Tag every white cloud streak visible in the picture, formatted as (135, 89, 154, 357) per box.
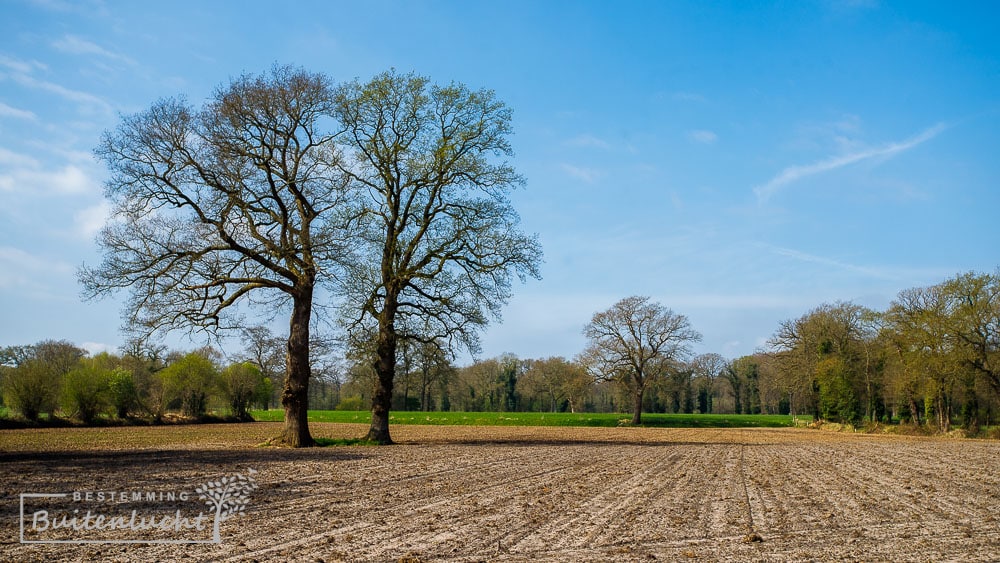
(52, 34, 136, 66)
(565, 133, 611, 150)
(754, 123, 947, 202)
(0, 101, 37, 120)
(0, 54, 46, 74)
(560, 163, 602, 184)
(9, 73, 113, 114)
(768, 245, 894, 279)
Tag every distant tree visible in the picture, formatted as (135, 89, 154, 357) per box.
(33, 340, 88, 375)
(61, 359, 112, 423)
(80, 66, 352, 446)
(159, 351, 219, 418)
(580, 296, 701, 425)
(938, 271, 1000, 397)
(413, 339, 452, 411)
(238, 326, 286, 409)
(335, 70, 542, 443)
(1, 340, 86, 421)
(520, 357, 591, 413)
(769, 302, 876, 424)
(107, 368, 139, 419)
(0, 345, 35, 367)
(307, 335, 346, 411)
(220, 362, 268, 420)
(2, 359, 61, 421)
(662, 364, 695, 414)
(691, 353, 727, 414)
(452, 358, 506, 412)
(119, 339, 170, 421)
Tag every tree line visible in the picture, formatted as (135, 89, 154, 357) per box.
(4, 269, 996, 435)
(339, 269, 999, 434)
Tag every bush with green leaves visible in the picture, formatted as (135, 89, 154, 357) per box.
(221, 362, 269, 420)
(62, 363, 111, 423)
(2, 359, 61, 421)
(158, 352, 218, 418)
(107, 368, 140, 419)
(336, 396, 365, 411)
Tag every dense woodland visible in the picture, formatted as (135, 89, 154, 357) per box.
(3, 269, 997, 434)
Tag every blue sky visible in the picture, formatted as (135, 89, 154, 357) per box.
(1, 0, 998, 362)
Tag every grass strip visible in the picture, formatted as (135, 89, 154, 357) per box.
(250, 410, 808, 428)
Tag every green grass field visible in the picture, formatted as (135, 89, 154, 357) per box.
(249, 409, 809, 428)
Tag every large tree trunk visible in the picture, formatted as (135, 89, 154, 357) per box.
(367, 298, 397, 445)
(631, 383, 645, 425)
(280, 288, 315, 447)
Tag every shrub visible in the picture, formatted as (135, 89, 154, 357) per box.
(221, 362, 268, 421)
(336, 396, 365, 411)
(2, 359, 60, 421)
(62, 364, 111, 423)
(108, 368, 140, 419)
(158, 352, 218, 418)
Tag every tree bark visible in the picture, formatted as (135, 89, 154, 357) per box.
(367, 298, 397, 444)
(631, 383, 645, 425)
(280, 288, 315, 447)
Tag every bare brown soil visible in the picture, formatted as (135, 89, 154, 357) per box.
(2, 423, 999, 562)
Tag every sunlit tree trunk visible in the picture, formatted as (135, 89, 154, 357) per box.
(281, 288, 315, 447)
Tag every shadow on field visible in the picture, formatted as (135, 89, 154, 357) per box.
(0, 447, 365, 468)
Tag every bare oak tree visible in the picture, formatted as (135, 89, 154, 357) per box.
(691, 352, 728, 414)
(580, 296, 701, 424)
(334, 70, 541, 444)
(79, 66, 349, 447)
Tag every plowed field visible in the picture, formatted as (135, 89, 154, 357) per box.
(2, 423, 999, 561)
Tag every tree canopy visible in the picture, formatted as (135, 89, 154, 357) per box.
(333, 70, 542, 443)
(80, 66, 351, 446)
(580, 296, 701, 424)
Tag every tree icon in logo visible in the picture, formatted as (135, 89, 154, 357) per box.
(195, 469, 259, 543)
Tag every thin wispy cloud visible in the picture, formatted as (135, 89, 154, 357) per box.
(0, 147, 40, 169)
(560, 163, 602, 183)
(52, 35, 136, 66)
(0, 101, 37, 120)
(688, 129, 718, 144)
(754, 123, 947, 202)
(768, 244, 894, 279)
(0, 54, 46, 74)
(565, 133, 611, 150)
(9, 73, 113, 114)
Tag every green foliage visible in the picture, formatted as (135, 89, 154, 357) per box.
(335, 396, 365, 411)
(158, 352, 218, 418)
(107, 368, 140, 419)
(2, 359, 61, 421)
(815, 357, 860, 424)
(221, 362, 267, 421)
(61, 363, 111, 423)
